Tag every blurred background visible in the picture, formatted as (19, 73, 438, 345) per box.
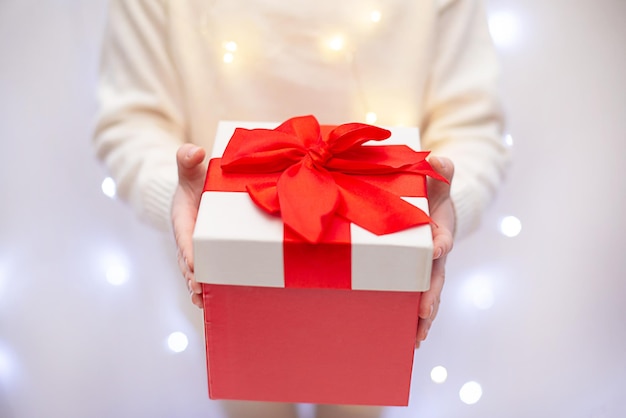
(1, 0, 625, 417)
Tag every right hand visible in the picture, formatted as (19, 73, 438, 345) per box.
(172, 143, 207, 308)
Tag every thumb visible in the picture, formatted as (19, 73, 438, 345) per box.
(427, 156, 456, 258)
(427, 156, 454, 206)
(177, 143, 207, 187)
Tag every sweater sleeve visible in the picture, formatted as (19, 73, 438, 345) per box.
(93, 0, 185, 232)
(421, 0, 511, 239)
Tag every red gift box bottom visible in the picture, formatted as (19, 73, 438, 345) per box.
(202, 284, 421, 406)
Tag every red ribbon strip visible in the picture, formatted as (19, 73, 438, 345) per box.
(217, 115, 446, 243)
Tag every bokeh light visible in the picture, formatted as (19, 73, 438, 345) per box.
(328, 35, 345, 51)
(500, 215, 522, 238)
(459, 381, 483, 404)
(0, 342, 17, 385)
(106, 263, 129, 286)
(0, 260, 6, 300)
(101, 177, 116, 199)
(462, 274, 496, 310)
(430, 366, 448, 384)
(223, 41, 237, 52)
(488, 11, 521, 48)
(223, 52, 234, 63)
(370, 10, 382, 23)
(366, 112, 378, 124)
(167, 332, 189, 353)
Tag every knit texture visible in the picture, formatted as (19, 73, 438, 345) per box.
(94, 0, 510, 238)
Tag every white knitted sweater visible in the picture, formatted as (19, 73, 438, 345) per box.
(94, 0, 510, 238)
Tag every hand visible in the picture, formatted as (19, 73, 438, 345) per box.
(172, 143, 207, 308)
(416, 156, 455, 349)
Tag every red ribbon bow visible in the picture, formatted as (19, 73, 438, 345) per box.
(220, 115, 446, 243)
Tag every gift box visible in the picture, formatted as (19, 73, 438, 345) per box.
(192, 116, 441, 406)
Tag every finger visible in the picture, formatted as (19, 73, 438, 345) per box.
(177, 247, 192, 277)
(427, 156, 454, 185)
(418, 256, 446, 320)
(186, 276, 202, 295)
(416, 316, 433, 346)
(176, 143, 207, 187)
(188, 277, 202, 294)
(427, 157, 454, 209)
(177, 247, 185, 274)
(432, 218, 454, 259)
(173, 197, 199, 274)
(427, 156, 455, 258)
(173, 145, 207, 274)
(191, 292, 204, 308)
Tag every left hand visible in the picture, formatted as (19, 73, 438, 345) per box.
(416, 156, 455, 349)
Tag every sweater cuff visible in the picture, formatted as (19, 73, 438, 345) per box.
(140, 165, 179, 233)
(449, 177, 483, 240)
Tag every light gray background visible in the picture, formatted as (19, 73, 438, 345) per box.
(1, 0, 624, 417)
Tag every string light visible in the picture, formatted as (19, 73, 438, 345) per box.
(328, 35, 345, 51)
(370, 10, 382, 23)
(223, 41, 238, 52)
(365, 112, 378, 124)
(222, 40, 237, 63)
